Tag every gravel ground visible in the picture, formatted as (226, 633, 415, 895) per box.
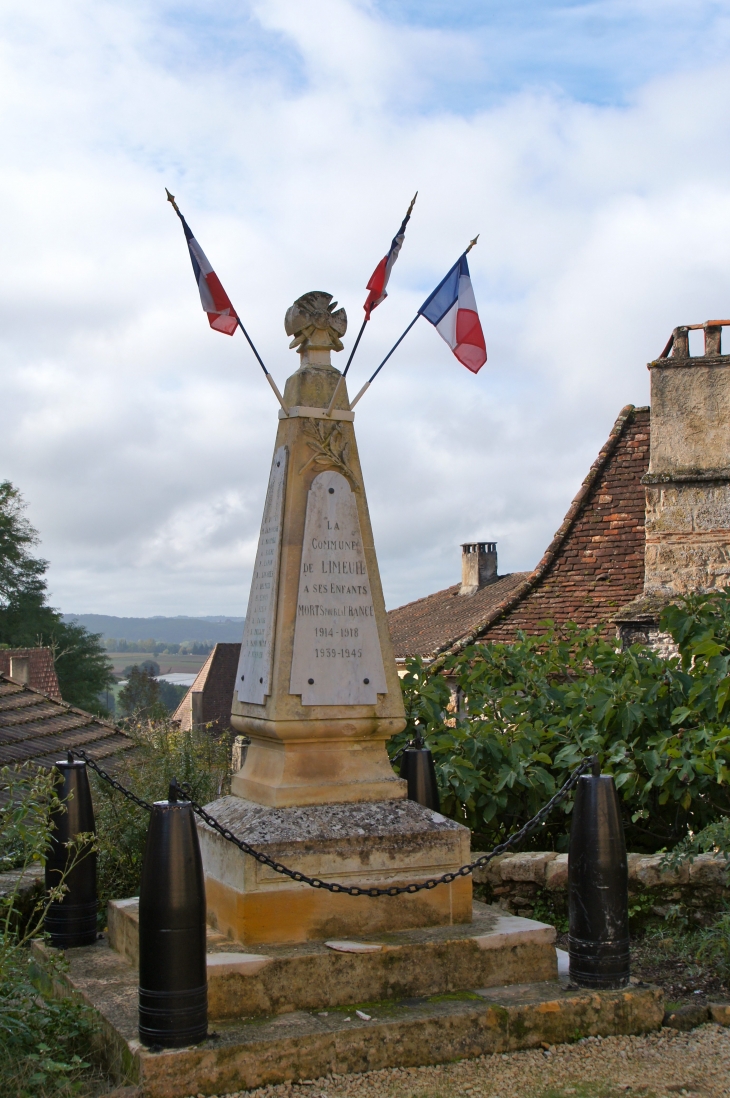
(202, 1024, 730, 1098)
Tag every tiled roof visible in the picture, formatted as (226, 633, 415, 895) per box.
(472, 405, 649, 653)
(173, 643, 241, 733)
(387, 404, 650, 666)
(0, 672, 133, 770)
(0, 648, 61, 700)
(387, 573, 529, 660)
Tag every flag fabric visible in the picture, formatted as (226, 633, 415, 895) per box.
(174, 210, 238, 335)
(363, 200, 414, 319)
(418, 253, 486, 373)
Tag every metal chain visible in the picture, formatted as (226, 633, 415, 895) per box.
(76, 750, 595, 897)
(77, 751, 155, 813)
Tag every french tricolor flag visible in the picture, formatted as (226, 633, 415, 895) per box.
(171, 200, 239, 336)
(418, 253, 486, 373)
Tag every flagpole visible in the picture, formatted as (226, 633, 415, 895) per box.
(349, 234, 480, 411)
(165, 188, 289, 416)
(235, 318, 289, 415)
(349, 314, 420, 410)
(325, 314, 369, 417)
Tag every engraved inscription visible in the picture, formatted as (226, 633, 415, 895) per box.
(236, 446, 288, 704)
(290, 470, 387, 705)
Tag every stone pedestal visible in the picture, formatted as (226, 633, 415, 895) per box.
(198, 796, 472, 945)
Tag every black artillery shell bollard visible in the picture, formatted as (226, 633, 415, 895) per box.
(138, 784, 207, 1048)
(44, 753, 98, 948)
(399, 742, 441, 812)
(568, 769, 630, 989)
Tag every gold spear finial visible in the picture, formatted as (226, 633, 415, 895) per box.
(465, 234, 479, 254)
(407, 191, 418, 216)
(165, 188, 180, 214)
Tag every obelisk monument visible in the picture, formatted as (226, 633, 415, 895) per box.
(199, 292, 472, 945)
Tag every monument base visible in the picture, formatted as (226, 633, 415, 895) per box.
(198, 796, 472, 945)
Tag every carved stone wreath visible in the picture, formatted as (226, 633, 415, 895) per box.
(300, 419, 359, 489)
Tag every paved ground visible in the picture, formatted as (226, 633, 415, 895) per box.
(207, 1024, 730, 1098)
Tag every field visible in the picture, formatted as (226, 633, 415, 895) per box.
(106, 651, 209, 678)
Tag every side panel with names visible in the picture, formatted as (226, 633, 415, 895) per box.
(236, 446, 288, 704)
(290, 469, 387, 705)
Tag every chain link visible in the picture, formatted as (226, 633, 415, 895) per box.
(77, 750, 595, 897)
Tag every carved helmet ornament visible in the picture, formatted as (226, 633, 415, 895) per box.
(284, 291, 348, 355)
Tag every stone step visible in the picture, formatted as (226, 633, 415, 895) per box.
(107, 899, 558, 1017)
(32, 937, 664, 1098)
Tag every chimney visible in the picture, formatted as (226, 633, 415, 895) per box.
(460, 542, 497, 596)
(9, 655, 30, 685)
(645, 319, 730, 598)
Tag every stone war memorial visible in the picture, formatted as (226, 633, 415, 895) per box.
(35, 291, 664, 1098)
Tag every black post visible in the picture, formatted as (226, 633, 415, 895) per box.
(45, 753, 98, 948)
(568, 761, 630, 988)
(138, 781, 208, 1048)
(399, 734, 441, 812)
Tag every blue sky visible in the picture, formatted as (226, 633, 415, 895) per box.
(1, 0, 730, 615)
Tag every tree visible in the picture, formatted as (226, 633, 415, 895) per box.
(117, 666, 166, 721)
(0, 481, 114, 714)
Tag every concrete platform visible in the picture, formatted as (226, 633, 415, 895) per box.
(32, 936, 664, 1098)
(108, 900, 559, 1017)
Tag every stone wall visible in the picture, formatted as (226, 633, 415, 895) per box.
(473, 851, 729, 928)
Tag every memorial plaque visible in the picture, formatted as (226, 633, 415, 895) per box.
(236, 446, 288, 705)
(290, 470, 387, 705)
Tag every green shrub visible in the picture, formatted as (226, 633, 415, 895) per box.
(391, 592, 730, 853)
(93, 718, 233, 916)
(0, 765, 101, 1097)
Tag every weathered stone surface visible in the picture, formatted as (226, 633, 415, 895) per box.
(32, 938, 664, 1098)
(472, 851, 729, 924)
(689, 853, 730, 887)
(107, 901, 557, 1018)
(236, 446, 288, 706)
(709, 1002, 730, 1025)
(644, 354, 730, 599)
(648, 356, 730, 478)
(663, 1003, 710, 1030)
(632, 854, 690, 888)
(545, 854, 569, 891)
(497, 852, 558, 884)
(198, 796, 472, 944)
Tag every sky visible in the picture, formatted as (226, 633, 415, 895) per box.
(2, 0, 730, 616)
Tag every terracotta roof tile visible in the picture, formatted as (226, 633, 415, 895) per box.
(387, 404, 650, 667)
(387, 572, 529, 660)
(0, 648, 61, 700)
(0, 674, 133, 771)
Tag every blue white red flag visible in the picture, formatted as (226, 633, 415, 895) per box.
(363, 194, 416, 320)
(418, 253, 486, 373)
(171, 203, 238, 335)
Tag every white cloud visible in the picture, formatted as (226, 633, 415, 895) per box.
(1, 0, 730, 614)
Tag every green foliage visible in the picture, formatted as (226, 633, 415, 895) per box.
(117, 665, 165, 721)
(0, 765, 101, 1097)
(393, 593, 730, 852)
(697, 907, 730, 982)
(0, 481, 47, 607)
(93, 719, 233, 915)
(0, 481, 113, 715)
(157, 679, 188, 713)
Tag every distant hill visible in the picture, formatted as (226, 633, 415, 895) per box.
(63, 614, 245, 645)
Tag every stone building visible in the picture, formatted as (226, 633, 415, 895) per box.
(172, 642, 242, 733)
(388, 319, 730, 662)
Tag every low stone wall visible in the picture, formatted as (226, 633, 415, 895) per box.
(472, 851, 729, 927)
